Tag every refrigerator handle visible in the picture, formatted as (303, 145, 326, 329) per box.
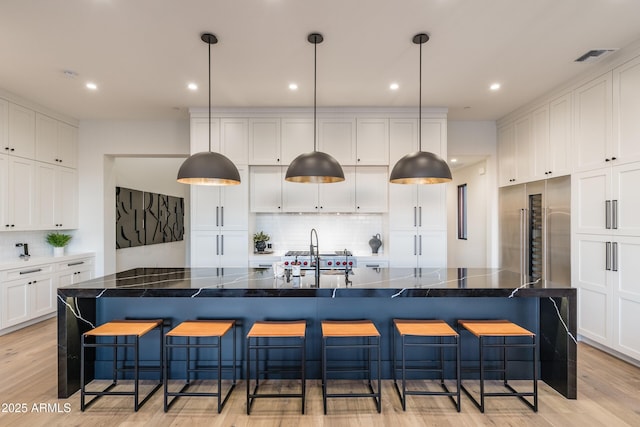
(413, 235, 417, 256)
(544, 206, 549, 282)
(419, 235, 422, 255)
(221, 234, 224, 255)
(605, 200, 611, 229)
(413, 207, 417, 227)
(612, 200, 618, 230)
(519, 209, 525, 276)
(419, 207, 422, 227)
(216, 235, 220, 256)
(216, 206, 219, 227)
(605, 241, 611, 271)
(221, 206, 224, 227)
(612, 242, 618, 272)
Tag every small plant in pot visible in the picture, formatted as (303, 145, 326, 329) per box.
(253, 231, 270, 253)
(46, 232, 72, 257)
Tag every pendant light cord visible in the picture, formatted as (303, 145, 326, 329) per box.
(313, 39, 317, 152)
(418, 39, 422, 152)
(208, 38, 212, 153)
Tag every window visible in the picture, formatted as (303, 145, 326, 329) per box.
(457, 184, 467, 240)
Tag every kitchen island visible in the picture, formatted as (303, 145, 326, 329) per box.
(57, 267, 576, 400)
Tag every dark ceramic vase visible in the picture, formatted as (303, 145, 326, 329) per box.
(369, 233, 382, 254)
(255, 241, 266, 252)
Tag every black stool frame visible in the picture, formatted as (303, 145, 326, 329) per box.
(322, 335, 382, 414)
(80, 321, 164, 412)
(461, 333, 538, 413)
(246, 332, 306, 414)
(163, 321, 237, 413)
(392, 328, 461, 411)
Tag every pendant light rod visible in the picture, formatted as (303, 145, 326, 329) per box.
(413, 33, 429, 152)
(309, 33, 323, 152)
(201, 33, 218, 153)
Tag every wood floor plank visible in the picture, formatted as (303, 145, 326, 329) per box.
(0, 318, 639, 426)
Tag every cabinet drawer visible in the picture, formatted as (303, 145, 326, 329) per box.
(5, 263, 54, 281)
(56, 257, 94, 273)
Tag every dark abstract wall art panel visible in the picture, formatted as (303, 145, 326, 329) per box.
(116, 187, 184, 249)
(116, 187, 144, 249)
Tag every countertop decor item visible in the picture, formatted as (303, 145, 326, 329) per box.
(177, 33, 240, 186)
(369, 233, 382, 254)
(389, 33, 452, 184)
(285, 33, 345, 184)
(46, 232, 72, 257)
(253, 231, 270, 253)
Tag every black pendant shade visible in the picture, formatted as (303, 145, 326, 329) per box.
(285, 33, 344, 184)
(177, 33, 241, 186)
(390, 33, 452, 185)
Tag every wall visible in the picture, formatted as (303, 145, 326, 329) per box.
(447, 121, 498, 267)
(114, 157, 188, 272)
(446, 159, 488, 267)
(75, 120, 189, 276)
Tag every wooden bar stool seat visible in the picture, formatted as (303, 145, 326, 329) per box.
(81, 319, 164, 411)
(458, 319, 538, 413)
(246, 320, 307, 415)
(321, 320, 381, 414)
(164, 320, 237, 413)
(392, 319, 461, 411)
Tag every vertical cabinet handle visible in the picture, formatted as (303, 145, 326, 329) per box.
(413, 235, 417, 256)
(605, 200, 611, 229)
(612, 200, 618, 230)
(612, 242, 618, 272)
(419, 235, 422, 255)
(221, 234, 224, 255)
(413, 207, 417, 227)
(216, 235, 220, 255)
(606, 241, 611, 271)
(221, 206, 224, 227)
(216, 207, 219, 227)
(419, 207, 422, 227)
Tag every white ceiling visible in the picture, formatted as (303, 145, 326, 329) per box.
(2, 0, 640, 121)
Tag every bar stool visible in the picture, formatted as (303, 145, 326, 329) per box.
(321, 319, 381, 414)
(81, 319, 163, 411)
(246, 320, 307, 415)
(392, 319, 461, 411)
(163, 320, 237, 413)
(458, 319, 538, 413)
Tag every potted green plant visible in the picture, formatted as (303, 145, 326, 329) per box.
(253, 231, 270, 253)
(46, 232, 72, 257)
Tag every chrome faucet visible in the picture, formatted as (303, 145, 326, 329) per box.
(310, 228, 320, 287)
(16, 243, 30, 260)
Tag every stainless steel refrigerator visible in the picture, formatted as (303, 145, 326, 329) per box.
(499, 176, 571, 285)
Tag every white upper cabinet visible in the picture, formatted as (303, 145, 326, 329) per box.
(318, 118, 357, 165)
(420, 119, 446, 156)
(250, 166, 282, 212)
(191, 166, 248, 230)
(389, 119, 418, 167)
(248, 118, 281, 165)
(35, 114, 78, 168)
(355, 166, 388, 213)
(356, 118, 389, 165)
(531, 105, 550, 181)
(0, 153, 7, 228)
(498, 123, 516, 186)
(190, 117, 220, 154)
(613, 55, 640, 165)
(7, 103, 35, 159)
(281, 118, 314, 164)
(0, 99, 9, 153)
(514, 115, 533, 183)
(548, 93, 572, 177)
(282, 180, 318, 213)
(574, 72, 613, 172)
(220, 118, 248, 164)
(318, 166, 356, 212)
(5, 157, 35, 230)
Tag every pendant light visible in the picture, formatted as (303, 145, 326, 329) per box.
(389, 33, 452, 184)
(177, 33, 241, 186)
(285, 33, 345, 184)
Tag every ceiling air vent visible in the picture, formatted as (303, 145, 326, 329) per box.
(574, 49, 618, 63)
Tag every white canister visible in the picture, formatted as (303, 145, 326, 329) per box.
(292, 264, 301, 277)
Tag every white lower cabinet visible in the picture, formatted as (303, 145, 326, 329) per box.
(388, 230, 447, 268)
(57, 257, 94, 286)
(191, 230, 249, 268)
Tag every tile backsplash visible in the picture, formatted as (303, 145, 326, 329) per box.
(253, 213, 386, 255)
(0, 231, 68, 262)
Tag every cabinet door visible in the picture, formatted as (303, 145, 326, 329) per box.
(612, 162, 640, 237)
(219, 166, 248, 231)
(548, 93, 572, 177)
(388, 230, 418, 268)
(191, 231, 219, 267)
(318, 167, 355, 212)
(8, 103, 35, 159)
(531, 106, 550, 181)
(613, 236, 640, 360)
(35, 113, 58, 165)
(514, 115, 532, 183)
(0, 99, 7, 151)
(0, 154, 7, 229)
(421, 119, 445, 156)
(389, 119, 418, 167)
(57, 166, 78, 229)
(281, 118, 314, 164)
(573, 234, 612, 346)
(35, 161, 57, 228)
(613, 55, 640, 166)
(7, 157, 35, 230)
(1, 279, 29, 328)
(250, 166, 282, 212)
(190, 117, 220, 154)
(418, 185, 446, 230)
(355, 166, 388, 213)
(498, 124, 516, 186)
(573, 167, 610, 235)
(57, 122, 78, 168)
(249, 118, 280, 165)
(574, 73, 613, 172)
(282, 180, 318, 212)
(219, 231, 249, 267)
(30, 275, 55, 318)
(318, 118, 357, 165)
(417, 231, 447, 268)
(191, 185, 220, 229)
(220, 118, 248, 164)
(356, 118, 388, 165)
(389, 184, 418, 231)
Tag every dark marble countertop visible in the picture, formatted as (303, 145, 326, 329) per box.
(57, 267, 575, 298)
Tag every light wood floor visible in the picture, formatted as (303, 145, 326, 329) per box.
(1, 318, 639, 426)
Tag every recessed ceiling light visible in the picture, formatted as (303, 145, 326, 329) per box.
(187, 83, 198, 91)
(490, 83, 501, 91)
(389, 82, 399, 91)
(86, 82, 97, 90)
(451, 158, 458, 163)
(289, 83, 298, 90)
